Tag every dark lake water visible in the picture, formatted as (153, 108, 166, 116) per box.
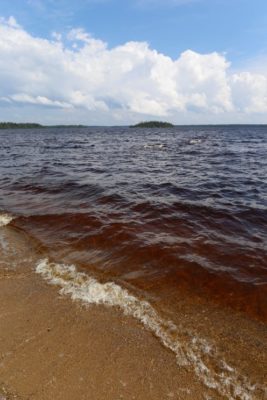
(1, 125, 267, 321)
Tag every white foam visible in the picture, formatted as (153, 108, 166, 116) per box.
(36, 258, 263, 400)
(144, 143, 166, 149)
(0, 213, 13, 227)
(189, 139, 202, 144)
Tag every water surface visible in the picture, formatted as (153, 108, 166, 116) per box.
(1, 125, 266, 321)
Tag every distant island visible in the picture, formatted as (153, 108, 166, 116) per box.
(0, 121, 175, 129)
(0, 122, 87, 129)
(131, 121, 174, 128)
(0, 122, 43, 129)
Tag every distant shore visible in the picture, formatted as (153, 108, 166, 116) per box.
(0, 122, 87, 129)
(1, 122, 267, 129)
(130, 121, 174, 128)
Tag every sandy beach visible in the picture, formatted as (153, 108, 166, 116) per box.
(0, 255, 207, 400)
(0, 224, 266, 400)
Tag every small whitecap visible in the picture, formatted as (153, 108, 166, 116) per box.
(189, 139, 202, 144)
(0, 213, 14, 227)
(144, 143, 166, 149)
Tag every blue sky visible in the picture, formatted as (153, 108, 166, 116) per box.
(0, 0, 267, 124)
(1, 0, 267, 66)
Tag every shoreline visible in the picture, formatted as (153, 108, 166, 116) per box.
(0, 264, 207, 400)
(0, 224, 266, 399)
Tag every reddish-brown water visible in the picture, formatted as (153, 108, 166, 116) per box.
(1, 125, 267, 321)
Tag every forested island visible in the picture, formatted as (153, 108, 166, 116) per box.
(0, 122, 87, 129)
(0, 122, 43, 129)
(0, 121, 175, 129)
(131, 121, 174, 128)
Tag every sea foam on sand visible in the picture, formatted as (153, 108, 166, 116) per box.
(36, 258, 262, 400)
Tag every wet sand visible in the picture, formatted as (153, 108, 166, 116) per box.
(0, 266, 210, 400)
(0, 225, 266, 400)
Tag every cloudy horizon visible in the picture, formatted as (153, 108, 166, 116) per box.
(1, 6, 267, 125)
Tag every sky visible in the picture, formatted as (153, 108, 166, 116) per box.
(0, 0, 267, 125)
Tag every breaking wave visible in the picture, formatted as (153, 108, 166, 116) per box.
(36, 258, 263, 400)
(0, 213, 14, 227)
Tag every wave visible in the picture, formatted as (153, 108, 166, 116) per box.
(36, 258, 263, 400)
(0, 213, 14, 227)
(143, 143, 166, 149)
(189, 139, 202, 144)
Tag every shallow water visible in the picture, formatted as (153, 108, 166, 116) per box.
(0, 125, 267, 321)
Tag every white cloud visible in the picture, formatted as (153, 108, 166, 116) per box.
(231, 72, 267, 114)
(10, 93, 73, 108)
(51, 31, 62, 42)
(0, 16, 267, 124)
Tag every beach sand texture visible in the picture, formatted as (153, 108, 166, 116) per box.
(0, 223, 266, 399)
(0, 225, 210, 400)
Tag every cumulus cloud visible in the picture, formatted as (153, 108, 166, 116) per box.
(10, 93, 73, 108)
(0, 16, 267, 124)
(230, 72, 267, 114)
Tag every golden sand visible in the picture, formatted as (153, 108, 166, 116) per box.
(0, 225, 266, 399)
(0, 268, 210, 400)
